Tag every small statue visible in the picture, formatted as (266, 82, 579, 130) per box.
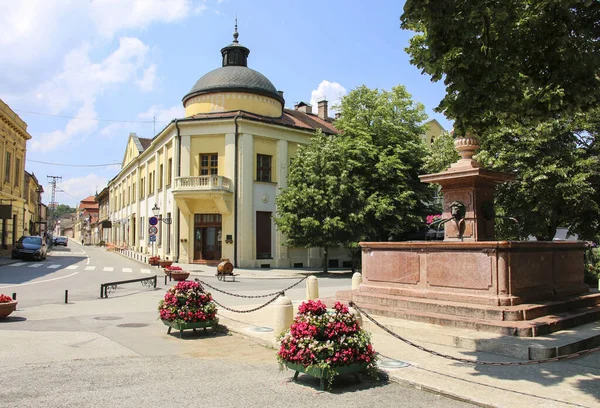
(449, 201, 466, 222)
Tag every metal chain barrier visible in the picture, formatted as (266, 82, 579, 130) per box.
(212, 292, 283, 313)
(350, 302, 600, 366)
(195, 276, 307, 299)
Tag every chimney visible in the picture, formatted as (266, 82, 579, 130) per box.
(317, 100, 328, 120)
(295, 102, 312, 114)
(278, 90, 284, 99)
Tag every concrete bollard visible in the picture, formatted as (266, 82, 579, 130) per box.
(273, 295, 294, 338)
(306, 275, 319, 300)
(351, 272, 363, 290)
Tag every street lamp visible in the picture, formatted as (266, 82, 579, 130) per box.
(151, 204, 172, 224)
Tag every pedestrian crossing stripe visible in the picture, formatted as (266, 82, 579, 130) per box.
(140, 269, 151, 274)
(122, 268, 132, 273)
(48, 264, 61, 269)
(103, 267, 114, 272)
(66, 265, 78, 270)
(7, 262, 165, 275)
(30, 264, 43, 268)
(84, 266, 96, 271)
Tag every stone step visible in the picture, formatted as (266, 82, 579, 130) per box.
(353, 301, 600, 337)
(356, 311, 600, 360)
(350, 290, 600, 322)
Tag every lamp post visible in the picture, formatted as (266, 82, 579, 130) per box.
(152, 204, 172, 258)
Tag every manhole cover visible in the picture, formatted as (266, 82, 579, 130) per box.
(117, 323, 149, 328)
(248, 326, 273, 333)
(379, 360, 410, 369)
(94, 316, 123, 321)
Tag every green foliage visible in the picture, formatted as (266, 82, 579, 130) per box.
(53, 204, 76, 218)
(477, 114, 599, 241)
(274, 85, 432, 258)
(584, 245, 600, 285)
(422, 130, 460, 174)
(401, 0, 600, 136)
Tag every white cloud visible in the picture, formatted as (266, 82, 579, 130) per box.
(46, 174, 109, 207)
(136, 64, 157, 92)
(137, 105, 185, 123)
(310, 80, 347, 114)
(90, 0, 194, 38)
(30, 103, 98, 152)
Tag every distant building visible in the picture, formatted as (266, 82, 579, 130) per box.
(75, 196, 99, 245)
(0, 99, 31, 254)
(23, 171, 45, 236)
(96, 187, 110, 244)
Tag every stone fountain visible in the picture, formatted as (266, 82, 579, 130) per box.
(338, 135, 600, 337)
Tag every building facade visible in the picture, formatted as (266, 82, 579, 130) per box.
(75, 196, 99, 245)
(108, 28, 340, 267)
(0, 99, 31, 254)
(96, 187, 111, 244)
(23, 171, 45, 236)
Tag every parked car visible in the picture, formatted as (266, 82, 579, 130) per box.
(12, 236, 47, 261)
(54, 236, 68, 246)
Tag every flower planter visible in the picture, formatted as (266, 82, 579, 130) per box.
(159, 260, 173, 268)
(0, 300, 18, 319)
(170, 271, 190, 281)
(149, 258, 160, 266)
(162, 318, 219, 338)
(285, 361, 369, 391)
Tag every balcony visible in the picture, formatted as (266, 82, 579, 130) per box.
(172, 176, 233, 215)
(174, 176, 233, 193)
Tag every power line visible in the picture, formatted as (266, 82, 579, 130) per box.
(13, 108, 171, 124)
(28, 159, 120, 167)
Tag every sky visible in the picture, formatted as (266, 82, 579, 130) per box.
(0, 0, 452, 208)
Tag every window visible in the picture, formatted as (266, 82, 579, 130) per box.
(4, 152, 11, 184)
(14, 158, 20, 187)
(166, 212, 171, 254)
(256, 154, 272, 182)
(200, 154, 218, 176)
(159, 164, 164, 190)
(149, 172, 154, 195)
(127, 186, 130, 205)
(140, 177, 145, 198)
(140, 217, 144, 239)
(256, 211, 272, 259)
(167, 158, 173, 186)
(132, 182, 136, 203)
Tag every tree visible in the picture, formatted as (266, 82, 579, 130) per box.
(422, 130, 460, 174)
(274, 131, 368, 272)
(334, 85, 432, 242)
(401, 0, 600, 137)
(275, 85, 432, 272)
(476, 114, 600, 241)
(53, 204, 76, 219)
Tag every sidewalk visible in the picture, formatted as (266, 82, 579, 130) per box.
(2, 246, 599, 407)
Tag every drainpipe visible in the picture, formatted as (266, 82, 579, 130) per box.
(175, 119, 181, 263)
(233, 113, 241, 267)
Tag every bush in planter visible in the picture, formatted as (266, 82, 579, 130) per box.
(148, 256, 161, 265)
(0, 294, 17, 319)
(158, 281, 217, 325)
(277, 299, 377, 390)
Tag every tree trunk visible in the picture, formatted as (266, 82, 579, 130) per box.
(323, 246, 329, 274)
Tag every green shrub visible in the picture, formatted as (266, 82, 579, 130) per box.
(584, 244, 599, 286)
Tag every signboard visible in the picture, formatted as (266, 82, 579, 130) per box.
(149, 235, 156, 242)
(149, 216, 158, 226)
(148, 226, 158, 235)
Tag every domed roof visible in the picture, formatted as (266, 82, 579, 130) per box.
(182, 22, 283, 106)
(183, 65, 281, 104)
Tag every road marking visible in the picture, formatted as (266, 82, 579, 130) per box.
(0, 272, 79, 289)
(66, 265, 79, 270)
(103, 267, 114, 272)
(84, 266, 96, 271)
(29, 264, 43, 268)
(48, 264, 61, 269)
(10, 262, 26, 267)
(122, 268, 133, 273)
(140, 269, 151, 274)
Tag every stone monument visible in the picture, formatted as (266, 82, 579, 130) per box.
(338, 135, 600, 337)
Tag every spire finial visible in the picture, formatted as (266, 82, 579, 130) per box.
(233, 16, 239, 43)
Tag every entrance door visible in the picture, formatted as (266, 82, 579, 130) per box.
(193, 214, 222, 262)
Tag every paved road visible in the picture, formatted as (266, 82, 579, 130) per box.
(0, 246, 478, 407)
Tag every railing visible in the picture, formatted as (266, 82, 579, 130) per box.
(174, 176, 233, 192)
(100, 275, 157, 298)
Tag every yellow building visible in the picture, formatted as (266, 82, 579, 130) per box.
(0, 99, 30, 254)
(23, 171, 45, 236)
(109, 27, 339, 267)
(108, 26, 448, 268)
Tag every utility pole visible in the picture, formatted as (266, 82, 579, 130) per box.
(47, 175, 62, 236)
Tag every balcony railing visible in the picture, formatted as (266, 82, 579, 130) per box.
(174, 176, 233, 193)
